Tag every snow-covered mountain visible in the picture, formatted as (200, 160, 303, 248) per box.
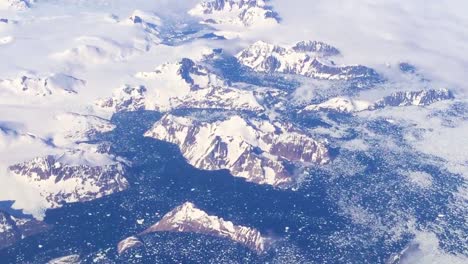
(144, 114, 329, 186)
(291, 40, 340, 56)
(0, 211, 49, 249)
(8, 154, 128, 209)
(53, 35, 144, 65)
(237, 41, 380, 82)
(141, 202, 268, 252)
(52, 113, 115, 147)
(5, 113, 128, 210)
(0, 73, 85, 97)
(97, 58, 264, 113)
(122, 10, 162, 48)
(189, 0, 279, 27)
(370, 88, 454, 109)
(301, 89, 454, 114)
(302, 97, 372, 113)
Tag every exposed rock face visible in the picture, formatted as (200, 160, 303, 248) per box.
(302, 89, 454, 114)
(0, 211, 49, 249)
(141, 202, 268, 252)
(47, 254, 82, 264)
(0, 73, 85, 97)
(291, 40, 340, 56)
(97, 58, 263, 113)
(189, 0, 279, 27)
(237, 41, 380, 83)
(96, 85, 147, 112)
(370, 89, 454, 109)
(4, 112, 128, 211)
(8, 155, 129, 209)
(117, 236, 143, 255)
(144, 114, 329, 186)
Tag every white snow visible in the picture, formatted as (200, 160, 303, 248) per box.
(98, 59, 264, 113)
(142, 202, 268, 252)
(189, 0, 278, 27)
(302, 97, 371, 113)
(145, 114, 329, 186)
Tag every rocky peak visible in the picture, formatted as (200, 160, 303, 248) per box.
(301, 88, 454, 114)
(8, 154, 129, 209)
(370, 88, 454, 109)
(189, 0, 279, 27)
(126, 10, 162, 43)
(237, 41, 380, 83)
(97, 59, 263, 112)
(144, 114, 329, 186)
(140, 202, 268, 252)
(96, 85, 147, 112)
(292, 40, 340, 56)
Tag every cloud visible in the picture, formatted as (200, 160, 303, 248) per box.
(262, 0, 468, 95)
(400, 231, 467, 264)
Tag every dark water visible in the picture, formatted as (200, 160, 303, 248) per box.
(0, 110, 464, 263)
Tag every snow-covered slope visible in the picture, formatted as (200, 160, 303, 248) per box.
(144, 114, 329, 186)
(52, 113, 115, 147)
(370, 88, 454, 109)
(302, 97, 372, 113)
(8, 154, 128, 209)
(53, 36, 140, 65)
(97, 58, 263, 113)
(141, 202, 268, 252)
(302, 89, 454, 114)
(4, 113, 128, 210)
(189, 0, 279, 27)
(0, 73, 85, 97)
(0, 211, 49, 249)
(237, 41, 380, 82)
(120, 10, 162, 49)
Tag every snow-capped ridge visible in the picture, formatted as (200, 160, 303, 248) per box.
(140, 202, 268, 252)
(144, 114, 329, 186)
(189, 0, 279, 27)
(302, 97, 372, 113)
(237, 41, 380, 83)
(370, 88, 454, 109)
(301, 88, 454, 114)
(8, 153, 129, 209)
(0, 73, 85, 97)
(98, 58, 263, 112)
(124, 10, 162, 45)
(292, 40, 340, 56)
